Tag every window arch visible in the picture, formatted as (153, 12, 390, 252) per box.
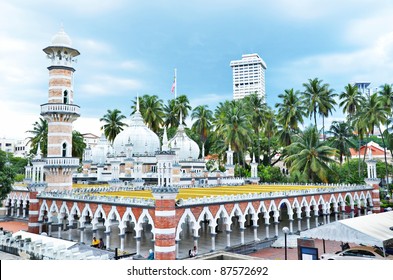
(62, 142, 67, 157)
(63, 90, 68, 104)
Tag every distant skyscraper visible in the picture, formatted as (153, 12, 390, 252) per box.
(354, 81, 371, 97)
(230, 53, 267, 101)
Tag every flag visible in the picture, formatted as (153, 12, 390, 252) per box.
(171, 76, 176, 93)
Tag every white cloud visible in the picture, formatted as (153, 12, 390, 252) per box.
(76, 38, 112, 54)
(79, 75, 143, 97)
(74, 117, 102, 135)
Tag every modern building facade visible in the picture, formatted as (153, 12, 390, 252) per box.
(230, 53, 267, 101)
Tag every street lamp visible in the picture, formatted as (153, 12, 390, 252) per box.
(282, 226, 289, 260)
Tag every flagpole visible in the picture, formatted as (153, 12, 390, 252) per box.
(174, 68, 177, 99)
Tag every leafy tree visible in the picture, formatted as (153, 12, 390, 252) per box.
(191, 105, 213, 158)
(131, 94, 164, 134)
(26, 117, 48, 156)
(285, 126, 337, 183)
(0, 151, 16, 206)
(302, 78, 329, 130)
(100, 109, 128, 144)
(72, 131, 87, 160)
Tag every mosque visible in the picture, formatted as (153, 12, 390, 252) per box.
(76, 101, 239, 187)
(1, 28, 381, 260)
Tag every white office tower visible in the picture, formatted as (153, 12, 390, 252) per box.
(230, 53, 267, 101)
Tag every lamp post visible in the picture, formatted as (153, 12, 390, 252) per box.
(282, 226, 289, 260)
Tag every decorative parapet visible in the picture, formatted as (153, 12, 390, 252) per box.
(45, 157, 80, 167)
(41, 103, 80, 116)
(176, 183, 373, 207)
(38, 185, 155, 207)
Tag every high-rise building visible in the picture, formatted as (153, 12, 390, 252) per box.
(230, 53, 267, 101)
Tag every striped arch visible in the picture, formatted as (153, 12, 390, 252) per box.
(105, 206, 121, 230)
(256, 201, 269, 220)
(92, 205, 107, 230)
(80, 204, 93, 227)
(38, 200, 49, 220)
(59, 202, 70, 222)
(136, 209, 155, 237)
(196, 206, 215, 232)
(22, 193, 30, 207)
(336, 194, 346, 210)
(277, 198, 294, 216)
(215, 205, 231, 231)
(344, 192, 354, 208)
(119, 207, 138, 235)
(48, 201, 59, 223)
(175, 208, 198, 240)
(229, 203, 245, 224)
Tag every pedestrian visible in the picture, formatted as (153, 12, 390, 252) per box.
(91, 237, 100, 248)
(147, 249, 154, 260)
(98, 238, 105, 249)
(189, 245, 198, 257)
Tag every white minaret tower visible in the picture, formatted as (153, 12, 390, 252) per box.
(41, 27, 80, 191)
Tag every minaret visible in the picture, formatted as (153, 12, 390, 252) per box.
(41, 27, 81, 191)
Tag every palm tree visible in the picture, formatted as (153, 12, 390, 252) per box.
(131, 94, 164, 134)
(164, 99, 179, 128)
(213, 100, 252, 166)
(191, 105, 213, 158)
(379, 83, 393, 114)
(244, 93, 267, 163)
(327, 121, 356, 166)
(284, 126, 337, 183)
(99, 109, 128, 144)
(339, 84, 364, 118)
(302, 78, 329, 130)
(276, 88, 306, 131)
(174, 95, 192, 122)
(318, 85, 337, 140)
(275, 88, 306, 147)
(357, 93, 389, 183)
(26, 117, 48, 157)
(339, 83, 365, 176)
(72, 130, 87, 160)
(263, 107, 277, 165)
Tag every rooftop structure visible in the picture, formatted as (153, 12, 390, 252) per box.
(230, 53, 267, 101)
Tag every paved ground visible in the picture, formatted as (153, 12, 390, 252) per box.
(0, 219, 356, 260)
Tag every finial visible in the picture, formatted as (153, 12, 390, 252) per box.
(136, 93, 140, 112)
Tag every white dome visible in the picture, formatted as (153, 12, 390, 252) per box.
(91, 134, 111, 163)
(51, 27, 72, 47)
(168, 124, 200, 160)
(113, 110, 160, 156)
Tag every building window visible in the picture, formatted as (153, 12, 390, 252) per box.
(62, 142, 67, 157)
(63, 90, 68, 104)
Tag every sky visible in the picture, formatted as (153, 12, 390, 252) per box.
(1, 0, 393, 140)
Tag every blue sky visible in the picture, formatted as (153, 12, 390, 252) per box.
(1, 0, 393, 140)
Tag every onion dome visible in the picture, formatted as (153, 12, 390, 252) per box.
(168, 113, 200, 160)
(51, 27, 72, 48)
(113, 97, 160, 156)
(91, 134, 111, 164)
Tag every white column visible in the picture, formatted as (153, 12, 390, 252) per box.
(79, 228, 84, 243)
(120, 234, 125, 251)
(210, 233, 216, 252)
(226, 231, 231, 247)
(136, 237, 141, 256)
(105, 232, 110, 250)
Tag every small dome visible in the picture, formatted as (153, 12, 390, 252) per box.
(91, 134, 111, 164)
(51, 27, 72, 47)
(168, 123, 200, 160)
(113, 110, 160, 156)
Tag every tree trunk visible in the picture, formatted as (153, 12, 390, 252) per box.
(379, 126, 389, 185)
